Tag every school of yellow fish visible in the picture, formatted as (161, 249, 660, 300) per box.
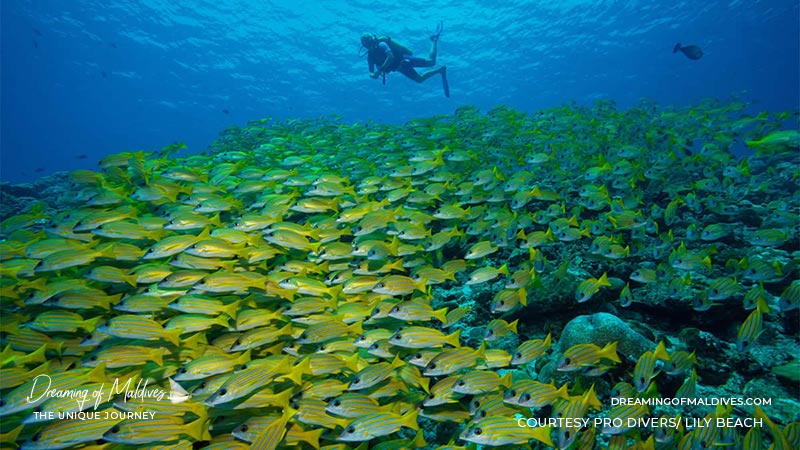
(0, 100, 798, 449)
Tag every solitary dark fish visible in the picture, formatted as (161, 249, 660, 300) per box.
(673, 42, 703, 60)
(222, 109, 230, 115)
(101, 71, 108, 78)
(76, 154, 89, 160)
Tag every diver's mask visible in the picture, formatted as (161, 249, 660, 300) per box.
(359, 33, 377, 56)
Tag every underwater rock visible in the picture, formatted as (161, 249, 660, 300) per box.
(556, 312, 654, 360)
(743, 377, 800, 423)
(679, 327, 728, 358)
(0, 190, 37, 221)
(679, 327, 742, 386)
(0, 182, 37, 198)
(0, 172, 75, 222)
(537, 312, 653, 385)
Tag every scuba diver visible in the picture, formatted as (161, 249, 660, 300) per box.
(360, 22, 449, 97)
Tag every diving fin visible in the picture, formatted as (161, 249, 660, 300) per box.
(441, 66, 450, 98)
(431, 21, 443, 42)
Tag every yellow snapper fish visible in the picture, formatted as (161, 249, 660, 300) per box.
(173, 349, 252, 381)
(19, 409, 124, 449)
(483, 318, 519, 341)
(0, 364, 106, 416)
(96, 314, 181, 346)
(372, 275, 428, 296)
(490, 287, 527, 313)
(745, 129, 800, 152)
(325, 392, 383, 418)
(387, 299, 448, 323)
(451, 370, 513, 395)
(464, 240, 499, 259)
(337, 410, 419, 441)
(662, 349, 697, 376)
(23, 238, 93, 260)
(23, 310, 103, 334)
(204, 356, 294, 406)
(513, 381, 569, 409)
(102, 416, 210, 445)
(389, 326, 461, 349)
(143, 227, 211, 259)
(460, 416, 554, 447)
(632, 341, 671, 392)
(83, 345, 169, 369)
(33, 245, 115, 272)
(423, 343, 486, 377)
(465, 263, 509, 285)
(423, 376, 463, 407)
(737, 305, 765, 352)
(556, 341, 620, 372)
(511, 333, 553, 365)
(575, 272, 612, 303)
(348, 355, 404, 391)
(0, 360, 51, 390)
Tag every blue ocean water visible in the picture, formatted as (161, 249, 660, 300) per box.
(1, 0, 798, 184)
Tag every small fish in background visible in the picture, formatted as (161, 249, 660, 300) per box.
(101, 71, 108, 78)
(32, 27, 42, 49)
(222, 109, 230, 114)
(76, 154, 89, 160)
(673, 42, 703, 60)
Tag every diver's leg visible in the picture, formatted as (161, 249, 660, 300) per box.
(398, 65, 424, 83)
(402, 64, 449, 96)
(405, 43, 438, 68)
(419, 66, 444, 82)
(408, 56, 434, 69)
(423, 21, 443, 66)
(428, 39, 438, 65)
(441, 65, 449, 97)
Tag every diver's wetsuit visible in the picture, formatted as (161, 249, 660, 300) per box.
(368, 42, 431, 77)
(365, 34, 448, 97)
